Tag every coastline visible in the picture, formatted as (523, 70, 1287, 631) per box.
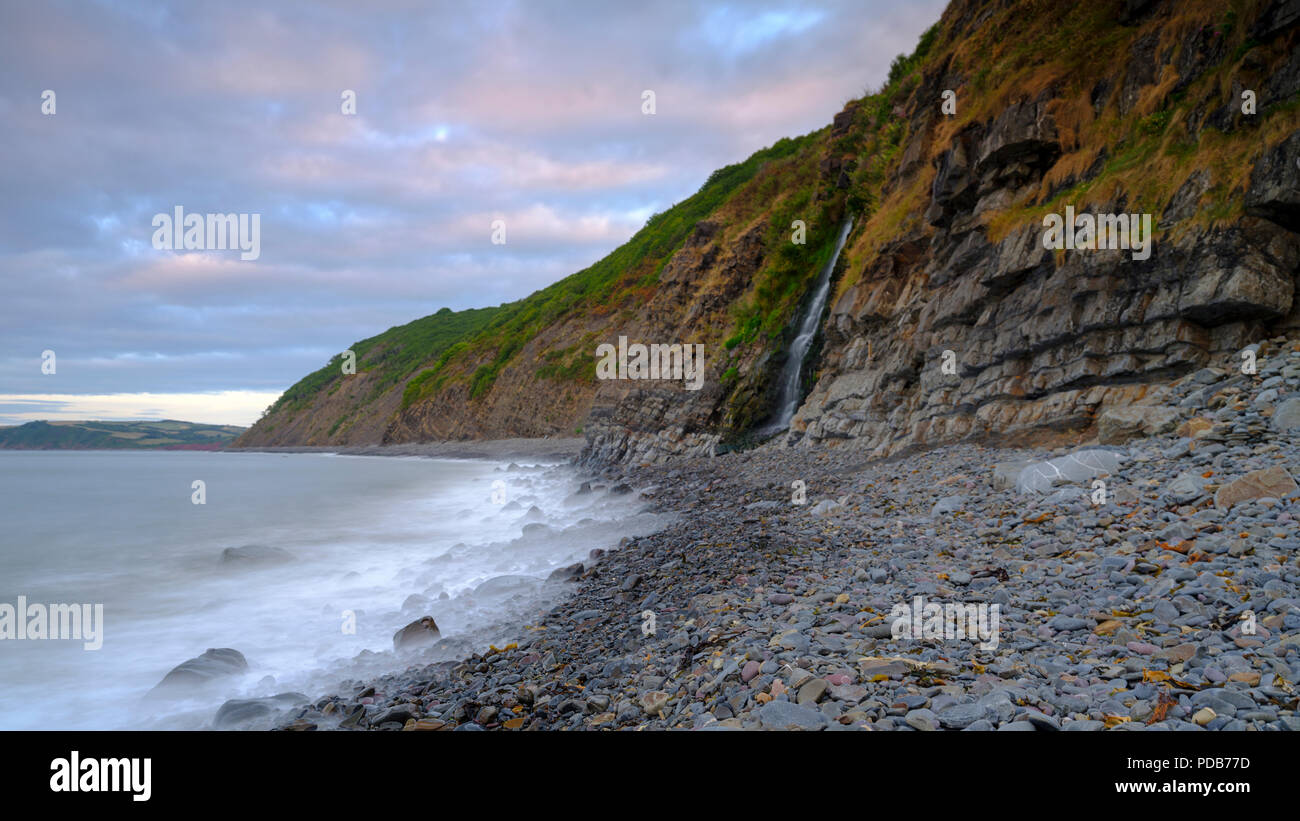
(227, 437, 585, 463)
(260, 351, 1300, 731)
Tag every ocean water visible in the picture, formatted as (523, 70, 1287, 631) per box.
(0, 450, 666, 730)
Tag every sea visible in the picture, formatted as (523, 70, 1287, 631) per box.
(0, 450, 667, 729)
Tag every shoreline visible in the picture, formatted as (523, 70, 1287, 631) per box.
(227, 437, 586, 463)
(253, 351, 1300, 732)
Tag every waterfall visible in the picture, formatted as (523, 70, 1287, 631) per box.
(758, 217, 853, 436)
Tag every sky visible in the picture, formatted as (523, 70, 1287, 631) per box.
(0, 0, 946, 426)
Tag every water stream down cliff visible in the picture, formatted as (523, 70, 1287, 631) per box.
(759, 217, 854, 436)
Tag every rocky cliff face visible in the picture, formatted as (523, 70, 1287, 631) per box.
(242, 0, 1300, 468)
(586, 0, 1300, 464)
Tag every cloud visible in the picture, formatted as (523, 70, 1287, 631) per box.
(452, 202, 645, 247)
(0, 0, 947, 407)
(0, 392, 280, 427)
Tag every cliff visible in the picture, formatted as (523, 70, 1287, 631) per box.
(239, 0, 1300, 466)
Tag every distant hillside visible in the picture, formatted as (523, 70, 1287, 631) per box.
(0, 420, 247, 450)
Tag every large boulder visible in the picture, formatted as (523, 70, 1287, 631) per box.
(1016, 449, 1124, 494)
(150, 648, 248, 694)
(213, 693, 309, 729)
(1097, 406, 1179, 444)
(546, 562, 585, 584)
(393, 616, 441, 652)
(1215, 466, 1299, 510)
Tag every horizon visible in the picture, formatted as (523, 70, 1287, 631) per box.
(0, 417, 246, 428)
(0, 0, 944, 426)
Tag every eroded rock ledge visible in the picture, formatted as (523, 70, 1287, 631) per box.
(584, 0, 1300, 467)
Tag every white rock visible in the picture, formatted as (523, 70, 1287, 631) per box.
(1016, 449, 1124, 494)
(809, 499, 844, 516)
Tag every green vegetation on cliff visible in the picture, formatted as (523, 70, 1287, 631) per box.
(243, 0, 1300, 450)
(253, 127, 830, 441)
(400, 131, 821, 408)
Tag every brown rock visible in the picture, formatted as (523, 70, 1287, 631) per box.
(405, 718, 446, 731)
(392, 616, 441, 651)
(641, 691, 670, 715)
(1094, 619, 1123, 636)
(1214, 466, 1298, 510)
(797, 679, 828, 705)
(1177, 416, 1214, 438)
(1155, 643, 1196, 663)
(1097, 406, 1179, 444)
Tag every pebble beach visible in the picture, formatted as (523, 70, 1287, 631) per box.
(268, 339, 1300, 731)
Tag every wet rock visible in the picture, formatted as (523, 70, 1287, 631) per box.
(213, 693, 309, 729)
(547, 562, 585, 583)
(151, 648, 249, 694)
(393, 617, 441, 651)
